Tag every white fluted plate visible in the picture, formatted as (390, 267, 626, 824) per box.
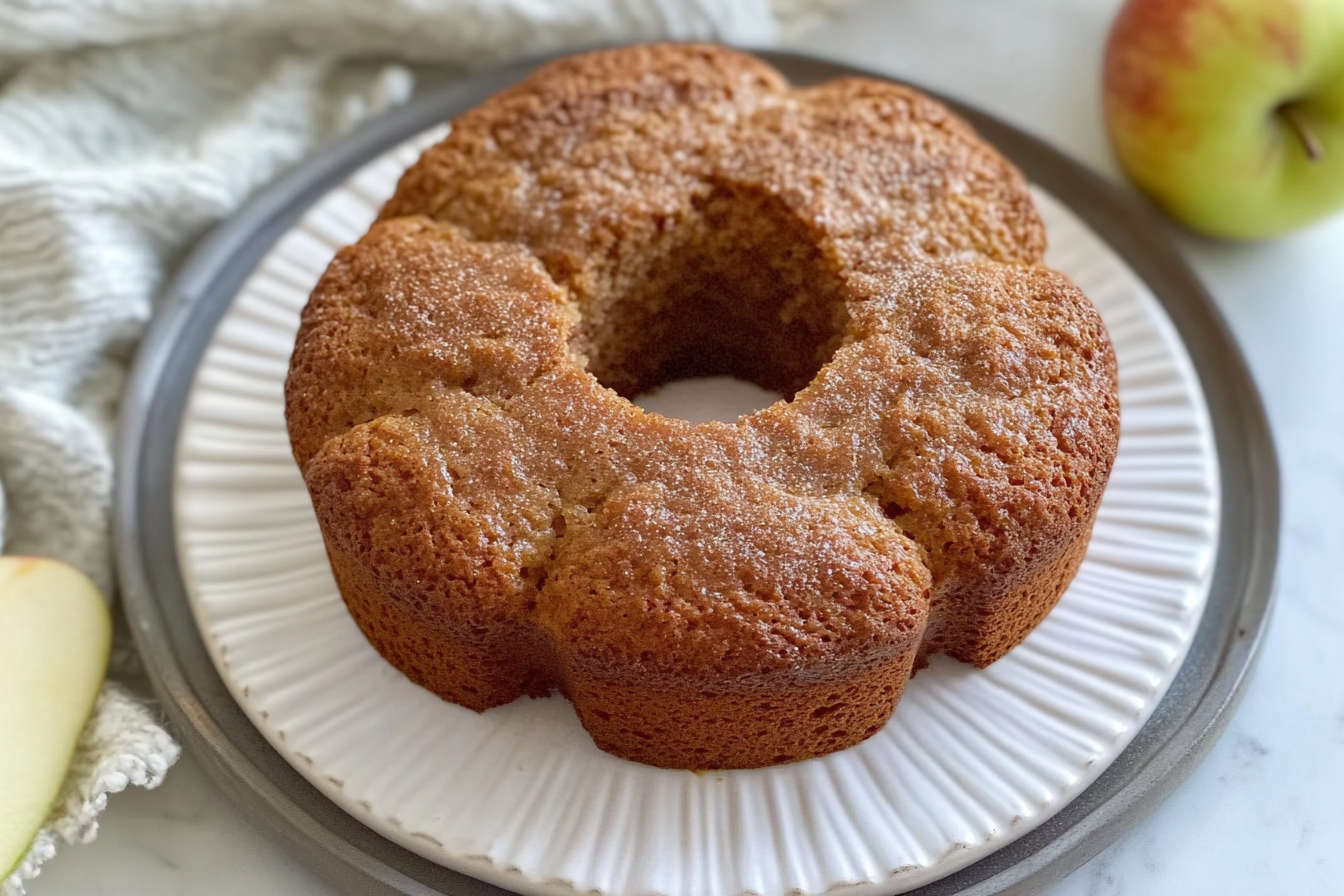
(174, 125, 1219, 896)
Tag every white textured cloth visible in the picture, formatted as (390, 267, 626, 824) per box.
(0, 1, 841, 892)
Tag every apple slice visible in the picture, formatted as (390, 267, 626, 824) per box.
(0, 557, 111, 878)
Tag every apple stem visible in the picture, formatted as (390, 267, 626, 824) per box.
(1278, 104, 1323, 162)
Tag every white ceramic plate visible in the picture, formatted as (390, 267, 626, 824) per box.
(174, 126, 1219, 896)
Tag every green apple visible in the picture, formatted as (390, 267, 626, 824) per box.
(1103, 0, 1344, 239)
(0, 557, 111, 878)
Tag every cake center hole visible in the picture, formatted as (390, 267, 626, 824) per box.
(633, 376, 782, 424)
(566, 183, 850, 412)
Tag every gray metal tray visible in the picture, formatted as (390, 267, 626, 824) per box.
(114, 49, 1280, 896)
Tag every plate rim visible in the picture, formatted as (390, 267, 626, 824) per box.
(113, 47, 1281, 896)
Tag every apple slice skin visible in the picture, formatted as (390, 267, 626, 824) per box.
(1104, 0, 1344, 239)
(0, 557, 111, 879)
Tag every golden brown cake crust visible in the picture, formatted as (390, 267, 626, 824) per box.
(285, 44, 1119, 770)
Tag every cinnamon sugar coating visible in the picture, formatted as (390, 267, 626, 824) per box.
(286, 44, 1119, 769)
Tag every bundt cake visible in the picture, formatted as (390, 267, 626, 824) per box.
(285, 44, 1120, 770)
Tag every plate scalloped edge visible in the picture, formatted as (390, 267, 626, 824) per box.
(173, 125, 1219, 896)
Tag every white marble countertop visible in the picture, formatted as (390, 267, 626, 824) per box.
(27, 1, 1344, 894)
